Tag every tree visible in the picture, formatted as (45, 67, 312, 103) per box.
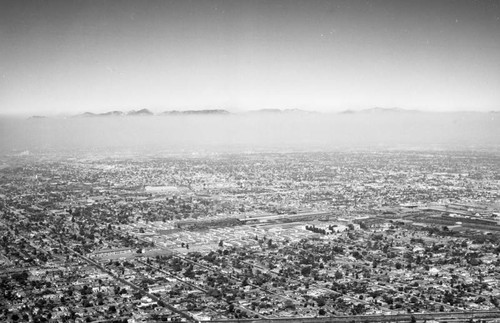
(301, 266, 311, 276)
(352, 251, 363, 260)
(283, 300, 295, 310)
(316, 297, 326, 307)
(184, 265, 195, 279)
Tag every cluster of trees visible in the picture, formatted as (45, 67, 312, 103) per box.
(305, 225, 329, 235)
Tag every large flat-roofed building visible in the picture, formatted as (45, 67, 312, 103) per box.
(89, 247, 135, 258)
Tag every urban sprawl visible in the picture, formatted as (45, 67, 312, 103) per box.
(1, 150, 500, 323)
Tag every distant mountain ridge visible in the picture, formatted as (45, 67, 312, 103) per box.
(127, 108, 154, 116)
(71, 108, 316, 118)
(101, 110, 124, 116)
(73, 109, 154, 118)
(72, 109, 229, 118)
(28, 107, 499, 119)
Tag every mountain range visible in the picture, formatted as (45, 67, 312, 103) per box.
(28, 107, 499, 119)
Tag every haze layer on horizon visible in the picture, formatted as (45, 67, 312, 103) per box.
(1, 0, 500, 116)
(2, 113, 500, 154)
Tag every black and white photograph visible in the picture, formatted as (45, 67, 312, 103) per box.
(1, 0, 500, 322)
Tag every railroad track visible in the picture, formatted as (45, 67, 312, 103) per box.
(207, 309, 500, 322)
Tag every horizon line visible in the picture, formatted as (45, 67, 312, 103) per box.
(2, 106, 500, 118)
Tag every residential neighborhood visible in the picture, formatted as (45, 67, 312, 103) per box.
(1, 150, 500, 322)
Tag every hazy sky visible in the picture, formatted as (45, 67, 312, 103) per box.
(1, 0, 500, 115)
